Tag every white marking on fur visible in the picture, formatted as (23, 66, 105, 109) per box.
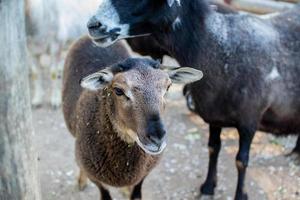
(172, 17, 182, 30)
(95, 0, 129, 36)
(125, 90, 134, 100)
(176, 0, 181, 6)
(112, 123, 165, 155)
(259, 12, 280, 19)
(206, 13, 229, 50)
(224, 63, 229, 73)
(136, 137, 166, 155)
(266, 67, 280, 81)
(248, 17, 279, 44)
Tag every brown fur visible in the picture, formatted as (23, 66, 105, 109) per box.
(74, 89, 160, 187)
(62, 36, 160, 193)
(62, 36, 128, 135)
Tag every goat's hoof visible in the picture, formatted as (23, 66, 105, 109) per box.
(50, 92, 62, 109)
(287, 151, 300, 165)
(50, 104, 61, 110)
(50, 99, 61, 109)
(31, 100, 43, 109)
(198, 194, 214, 200)
(235, 193, 248, 200)
(200, 182, 215, 196)
(32, 103, 43, 109)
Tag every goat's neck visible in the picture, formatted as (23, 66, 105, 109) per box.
(157, 5, 230, 69)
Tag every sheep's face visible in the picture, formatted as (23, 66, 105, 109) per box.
(87, 0, 180, 47)
(81, 58, 203, 155)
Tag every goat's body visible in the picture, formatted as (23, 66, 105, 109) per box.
(154, 3, 300, 199)
(165, 5, 300, 135)
(261, 8, 300, 133)
(63, 36, 159, 189)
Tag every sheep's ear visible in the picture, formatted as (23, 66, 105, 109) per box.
(162, 66, 203, 84)
(80, 68, 113, 91)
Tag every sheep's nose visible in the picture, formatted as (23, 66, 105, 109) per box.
(146, 115, 166, 146)
(87, 16, 108, 37)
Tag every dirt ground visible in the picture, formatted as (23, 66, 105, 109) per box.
(32, 56, 300, 200)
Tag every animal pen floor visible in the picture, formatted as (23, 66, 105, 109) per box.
(33, 58, 300, 200)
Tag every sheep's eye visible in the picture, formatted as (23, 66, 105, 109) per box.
(114, 88, 125, 96)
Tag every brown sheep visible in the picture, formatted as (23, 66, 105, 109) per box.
(62, 36, 203, 200)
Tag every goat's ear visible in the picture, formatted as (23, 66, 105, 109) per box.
(162, 66, 203, 84)
(167, 0, 180, 7)
(80, 68, 113, 91)
(167, 0, 175, 7)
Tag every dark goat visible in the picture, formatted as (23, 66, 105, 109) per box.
(126, 1, 237, 112)
(87, 1, 300, 200)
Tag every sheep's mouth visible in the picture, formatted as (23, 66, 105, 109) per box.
(136, 137, 167, 155)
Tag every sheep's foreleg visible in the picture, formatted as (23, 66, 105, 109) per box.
(130, 178, 144, 200)
(234, 125, 256, 200)
(78, 169, 88, 191)
(200, 126, 222, 197)
(96, 183, 112, 200)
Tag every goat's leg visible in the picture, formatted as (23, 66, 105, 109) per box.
(130, 178, 144, 200)
(234, 125, 256, 200)
(29, 54, 44, 108)
(49, 42, 63, 109)
(49, 60, 63, 109)
(200, 125, 222, 197)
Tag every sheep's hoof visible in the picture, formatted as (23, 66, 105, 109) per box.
(78, 171, 88, 191)
(120, 187, 132, 198)
(78, 179, 88, 191)
(287, 151, 300, 165)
